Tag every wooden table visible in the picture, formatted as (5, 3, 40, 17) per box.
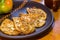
(0, 1, 60, 40)
(38, 9, 60, 40)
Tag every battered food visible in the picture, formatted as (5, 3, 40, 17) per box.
(0, 7, 47, 35)
(26, 8, 47, 20)
(12, 17, 22, 32)
(0, 19, 20, 35)
(13, 17, 35, 34)
(20, 24, 35, 34)
(34, 19, 46, 27)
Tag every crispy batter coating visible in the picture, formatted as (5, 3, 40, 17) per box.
(0, 19, 20, 35)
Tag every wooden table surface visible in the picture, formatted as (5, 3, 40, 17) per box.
(0, 0, 60, 40)
(38, 9, 60, 40)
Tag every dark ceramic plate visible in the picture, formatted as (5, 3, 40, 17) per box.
(0, 1, 54, 39)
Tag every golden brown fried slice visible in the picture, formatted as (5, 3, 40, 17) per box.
(20, 14, 34, 23)
(12, 17, 22, 32)
(37, 9, 47, 20)
(26, 8, 37, 14)
(0, 19, 20, 35)
(34, 19, 46, 27)
(20, 24, 35, 34)
(26, 8, 47, 20)
(28, 13, 40, 20)
(13, 17, 35, 34)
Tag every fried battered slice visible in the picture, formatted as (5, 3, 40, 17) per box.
(12, 17, 22, 32)
(28, 13, 41, 20)
(26, 8, 37, 14)
(20, 24, 35, 34)
(0, 19, 20, 35)
(38, 9, 47, 20)
(26, 8, 47, 20)
(13, 17, 35, 34)
(34, 19, 46, 27)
